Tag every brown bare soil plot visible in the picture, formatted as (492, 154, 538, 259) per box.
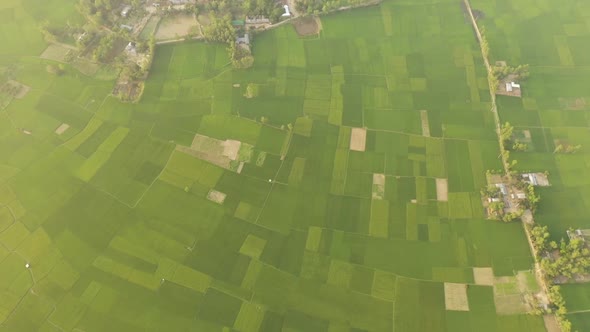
(55, 123, 70, 135)
(349, 128, 366, 152)
(473, 267, 494, 286)
(155, 14, 198, 40)
(207, 190, 227, 204)
(372, 173, 385, 200)
(444, 283, 469, 311)
(40, 44, 71, 62)
(2, 80, 30, 100)
(543, 315, 560, 332)
(293, 16, 320, 36)
(436, 178, 448, 202)
(420, 110, 430, 137)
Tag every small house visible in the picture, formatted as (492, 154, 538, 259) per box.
(246, 17, 270, 24)
(125, 42, 137, 56)
(232, 20, 245, 27)
(495, 183, 508, 195)
(236, 33, 250, 45)
(506, 82, 520, 92)
(121, 5, 132, 17)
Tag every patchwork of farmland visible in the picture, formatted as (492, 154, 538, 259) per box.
(470, 0, 590, 329)
(0, 0, 557, 331)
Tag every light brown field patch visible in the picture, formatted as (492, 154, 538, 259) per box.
(473, 267, 494, 286)
(155, 13, 198, 40)
(543, 315, 560, 332)
(420, 110, 430, 137)
(2, 80, 30, 100)
(40, 44, 71, 62)
(444, 283, 469, 311)
(494, 294, 526, 314)
(55, 123, 70, 135)
(436, 178, 448, 202)
(349, 127, 366, 152)
(222, 140, 241, 160)
(372, 173, 385, 200)
(293, 16, 320, 36)
(180, 134, 246, 173)
(206, 190, 226, 204)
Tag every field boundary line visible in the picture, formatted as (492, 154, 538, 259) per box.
(132, 145, 176, 208)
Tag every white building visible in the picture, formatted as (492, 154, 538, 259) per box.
(505, 82, 520, 92)
(121, 5, 132, 17)
(282, 5, 291, 17)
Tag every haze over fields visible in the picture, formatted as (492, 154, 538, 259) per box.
(1, 0, 590, 331)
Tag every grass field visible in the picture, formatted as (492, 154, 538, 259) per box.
(0, 0, 556, 331)
(469, 0, 590, 330)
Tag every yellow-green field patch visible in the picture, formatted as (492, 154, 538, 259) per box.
(305, 226, 322, 252)
(369, 199, 389, 238)
(239, 235, 267, 259)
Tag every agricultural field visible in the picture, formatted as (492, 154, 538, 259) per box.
(0, 0, 561, 331)
(469, 0, 590, 329)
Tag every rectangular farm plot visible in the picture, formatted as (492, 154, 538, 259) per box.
(350, 127, 367, 152)
(436, 178, 448, 202)
(288, 157, 306, 187)
(170, 264, 212, 293)
(369, 199, 389, 238)
(371, 270, 396, 301)
(233, 301, 265, 332)
(330, 149, 348, 195)
(163, 150, 224, 189)
(473, 267, 494, 286)
(420, 110, 430, 137)
(305, 227, 322, 252)
(444, 283, 469, 311)
(327, 260, 353, 288)
(372, 173, 385, 200)
(234, 201, 261, 224)
(239, 235, 267, 259)
(76, 127, 129, 182)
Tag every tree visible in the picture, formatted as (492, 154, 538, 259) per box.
(530, 225, 550, 253)
(512, 142, 528, 152)
(203, 15, 235, 44)
(500, 122, 514, 145)
(565, 144, 582, 154)
(554, 144, 564, 154)
(524, 184, 540, 212)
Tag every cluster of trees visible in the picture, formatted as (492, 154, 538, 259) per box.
(203, 15, 254, 69)
(294, 0, 373, 15)
(531, 224, 590, 280)
(241, 0, 284, 22)
(229, 42, 254, 69)
(547, 285, 572, 332)
(529, 224, 587, 332)
(492, 64, 530, 81)
(500, 122, 528, 152)
(199, 0, 283, 23)
(203, 15, 236, 44)
(554, 144, 582, 154)
(540, 236, 590, 280)
(93, 33, 116, 62)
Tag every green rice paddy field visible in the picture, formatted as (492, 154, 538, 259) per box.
(470, 0, 590, 328)
(0, 0, 580, 331)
